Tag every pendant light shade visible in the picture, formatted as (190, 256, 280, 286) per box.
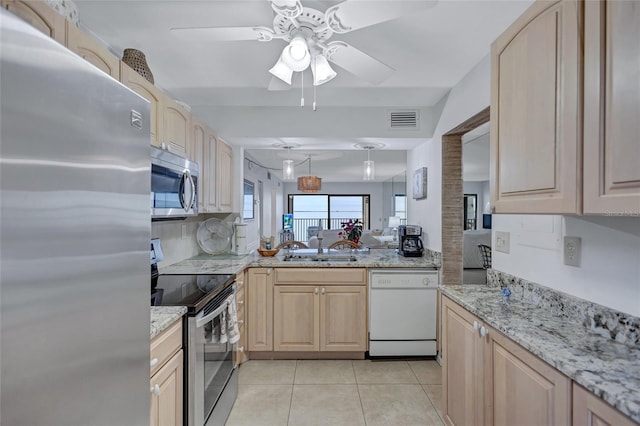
(283, 159, 295, 181)
(269, 54, 293, 84)
(297, 156, 322, 193)
(363, 147, 375, 181)
(297, 175, 322, 193)
(312, 54, 337, 86)
(281, 35, 311, 72)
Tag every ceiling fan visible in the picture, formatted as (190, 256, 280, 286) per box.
(170, 0, 438, 88)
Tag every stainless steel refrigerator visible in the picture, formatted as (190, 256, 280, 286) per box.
(1, 10, 151, 426)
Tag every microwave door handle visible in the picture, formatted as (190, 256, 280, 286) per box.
(195, 302, 227, 328)
(178, 172, 187, 210)
(186, 170, 196, 211)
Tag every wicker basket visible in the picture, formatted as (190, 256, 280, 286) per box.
(257, 248, 279, 257)
(122, 48, 154, 84)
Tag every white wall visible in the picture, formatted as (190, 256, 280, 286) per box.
(243, 154, 284, 251)
(407, 55, 492, 251)
(283, 181, 385, 230)
(493, 215, 640, 316)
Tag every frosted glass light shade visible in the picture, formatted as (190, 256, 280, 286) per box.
(283, 159, 295, 180)
(363, 160, 375, 180)
(312, 55, 337, 86)
(269, 55, 294, 84)
(282, 36, 310, 72)
(297, 176, 322, 193)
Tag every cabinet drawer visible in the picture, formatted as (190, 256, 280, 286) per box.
(150, 319, 182, 377)
(275, 268, 366, 285)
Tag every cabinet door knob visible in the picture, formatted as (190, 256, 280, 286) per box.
(238, 319, 244, 325)
(150, 384, 160, 396)
(314, 287, 319, 295)
(150, 358, 159, 368)
(237, 300, 244, 305)
(266, 269, 271, 275)
(321, 288, 325, 295)
(473, 321, 479, 331)
(480, 326, 489, 337)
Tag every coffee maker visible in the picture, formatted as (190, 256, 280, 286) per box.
(398, 225, 424, 257)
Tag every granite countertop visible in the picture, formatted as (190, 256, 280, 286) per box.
(440, 284, 640, 423)
(151, 306, 187, 339)
(160, 249, 440, 275)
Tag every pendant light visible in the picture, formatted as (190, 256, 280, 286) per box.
(297, 155, 322, 193)
(363, 146, 375, 181)
(282, 146, 295, 181)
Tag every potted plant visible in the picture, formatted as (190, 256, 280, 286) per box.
(339, 219, 363, 244)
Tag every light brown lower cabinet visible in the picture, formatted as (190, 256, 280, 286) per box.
(247, 267, 367, 354)
(150, 319, 183, 426)
(150, 350, 183, 426)
(247, 268, 274, 352)
(442, 295, 570, 426)
(272, 268, 367, 353)
(573, 383, 638, 426)
(273, 284, 367, 352)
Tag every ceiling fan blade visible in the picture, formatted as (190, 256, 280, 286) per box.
(267, 76, 292, 91)
(170, 26, 277, 42)
(325, 0, 438, 34)
(325, 41, 394, 85)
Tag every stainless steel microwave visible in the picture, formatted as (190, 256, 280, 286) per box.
(151, 146, 199, 220)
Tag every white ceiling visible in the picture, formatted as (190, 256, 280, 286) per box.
(74, 0, 531, 182)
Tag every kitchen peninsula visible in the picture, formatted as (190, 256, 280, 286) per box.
(159, 248, 441, 276)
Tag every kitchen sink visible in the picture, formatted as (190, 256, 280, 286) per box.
(282, 248, 361, 262)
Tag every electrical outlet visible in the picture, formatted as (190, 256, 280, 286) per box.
(495, 231, 510, 253)
(564, 236, 581, 267)
(181, 224, 188, 240)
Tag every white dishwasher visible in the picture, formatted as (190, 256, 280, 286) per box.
(369, 269, 438, 357)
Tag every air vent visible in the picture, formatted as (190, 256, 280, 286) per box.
(388, 110, 419, 130)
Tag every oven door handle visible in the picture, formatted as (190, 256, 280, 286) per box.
(195, 302, 227, 328)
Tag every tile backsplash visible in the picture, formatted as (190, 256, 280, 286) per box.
(152, 213, 237, 268)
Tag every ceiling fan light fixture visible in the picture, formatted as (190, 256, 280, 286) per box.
(269, 55, 293, 84)
(312, 54, 337, 86)
(282, 36, 311, 72)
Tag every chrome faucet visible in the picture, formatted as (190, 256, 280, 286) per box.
(317, 221, 324, 254)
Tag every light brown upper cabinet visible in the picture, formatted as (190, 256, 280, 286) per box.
(189, 121, 233, 213)
(163, 95, 191, 154)
(583, 0, 640, 215)
(66, 23, 119, 79)
(120, 62, 163, 147)
(189, 119, 208, 211)
(3, 0, 66, 44)
(490, 0, 581, 214)
(216, 139, 234, 212)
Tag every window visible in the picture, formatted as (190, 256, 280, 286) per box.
(287, 194, 370, 241)
(394, 194, 407, 222)
(243, 180, 254, 220)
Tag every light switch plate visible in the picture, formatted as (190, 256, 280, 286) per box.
(495, 231, 510, 253)
(564, 236, 581, 267)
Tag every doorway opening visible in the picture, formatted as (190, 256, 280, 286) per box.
(441, 107, 490, 286)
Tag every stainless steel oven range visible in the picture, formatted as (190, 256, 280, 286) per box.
(151, 242, 238, 425)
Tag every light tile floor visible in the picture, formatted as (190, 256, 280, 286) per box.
(226, 359, 443, 426)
